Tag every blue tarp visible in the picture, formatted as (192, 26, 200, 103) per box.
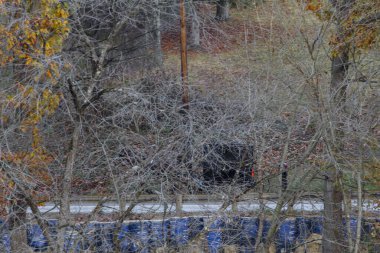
(0, 220, 10, 253)
(119, 221, 150, 253)
(169, 218, 191, 246)
(207, 218, 224, 253)
(277, 219, 297, 252)
(0, 216, 376, 252)
(149, 220, 170, 248)
(295, 217, 310, 242)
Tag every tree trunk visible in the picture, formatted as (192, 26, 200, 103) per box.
(353, 168, 362, 253)
(254, 165, 265, 251)
(322, 1, 354, 251)
(9, 192, 29, 253)
(153, 0, 163, 66)
(25, 195, 54, 253)
(331, 50, 349, 103)
(322, 168, 344, 253)
(216, 0, 229, 21)
(322, 45, 349, 253)
(190, 4, 200, 48)
(57, 124, 81, 252)
(341, 177, 353, 252)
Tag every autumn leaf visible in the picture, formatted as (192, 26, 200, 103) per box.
(0, 0, 69, 81)
(305, 0, 322, 12)
(0, 0, 68, 207)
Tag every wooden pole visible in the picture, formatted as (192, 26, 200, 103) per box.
(175, 194, 183, 216)
(179, 0, 189, 109)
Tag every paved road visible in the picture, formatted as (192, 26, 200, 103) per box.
(29, 199, 378, 214)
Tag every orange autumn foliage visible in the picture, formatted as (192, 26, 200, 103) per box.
(0, 0, 69, 83)
(305, 0, 322, 12)
(0, 0, 69, 213)
(304, 0, 379, 56)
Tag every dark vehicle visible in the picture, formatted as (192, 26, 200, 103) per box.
(201, 142, 255, 187)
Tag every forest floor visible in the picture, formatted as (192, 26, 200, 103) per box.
(161, 1, 320, 94)
(159, 1, 380, 194)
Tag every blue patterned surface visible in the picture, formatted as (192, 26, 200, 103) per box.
(0, 217, 376, 252)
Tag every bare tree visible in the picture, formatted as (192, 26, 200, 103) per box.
(1, 1, 378, 253)
(216, 0, 230, 21)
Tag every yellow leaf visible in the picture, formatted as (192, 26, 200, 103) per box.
(8, 181, 15, 188)
(42, 89, 50, 99)
(25, 56, 34, 65)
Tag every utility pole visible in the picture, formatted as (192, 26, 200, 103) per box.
(179, 0, 189, 109)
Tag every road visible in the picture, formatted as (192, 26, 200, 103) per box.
(29, 199, 378, 214)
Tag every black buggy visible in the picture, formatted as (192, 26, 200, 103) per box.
(201, 142, 255, 187)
